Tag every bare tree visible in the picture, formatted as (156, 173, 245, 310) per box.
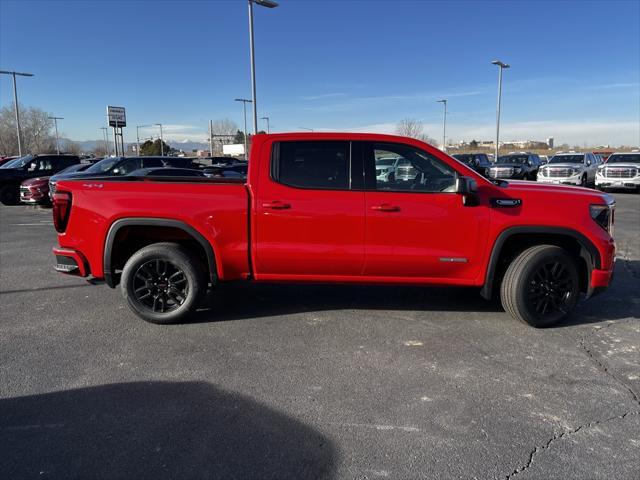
(211, 118, 238, 138)
(395, 118, 437, 145)
(63, 139, 81, 155)
(93, 142, 108, 157)
(0, 103, 56, 155)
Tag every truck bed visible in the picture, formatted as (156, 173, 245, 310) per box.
(56, 177, 250, 281)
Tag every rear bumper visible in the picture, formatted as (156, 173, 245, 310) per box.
(588, 267, 614, 298)
(52, 247, 89, 277)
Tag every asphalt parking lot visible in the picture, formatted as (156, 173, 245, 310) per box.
(1, 193, 638, 480)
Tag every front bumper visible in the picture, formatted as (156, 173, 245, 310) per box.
(52, 247, 89, 277)
(537, 174, 583, 185)
(596, 175, 640, 189)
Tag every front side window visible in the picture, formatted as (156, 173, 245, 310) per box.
(273, 141, 350, 190)
(370, 143, 457, 193)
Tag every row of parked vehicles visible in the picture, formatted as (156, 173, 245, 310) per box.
(0, 154, 247, 206)
(446, 150, 640, 191)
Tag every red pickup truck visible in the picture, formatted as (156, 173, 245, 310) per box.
(52, 133, 616, 327)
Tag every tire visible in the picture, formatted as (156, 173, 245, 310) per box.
(500, 245, 580, 328)
(0, 185, 19, 205)
(120, 242, 206, 324)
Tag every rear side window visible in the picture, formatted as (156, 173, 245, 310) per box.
(272, 141, 350, 190)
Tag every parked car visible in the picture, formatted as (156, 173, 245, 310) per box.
(486, 153, 541, 180)
(375, 156, 401, 183)
(595, 151, 640, 192)
(52, 132, 615, 328)
(537, 152, 598, 187)
(452, 153, 492, 176)
(0, 154, 80, 205)
(49, 156, 191, 196)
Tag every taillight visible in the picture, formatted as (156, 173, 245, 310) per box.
(53, 192, 72, 233)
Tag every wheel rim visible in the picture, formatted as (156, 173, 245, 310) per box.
(132, 259, 189, 313)
(527, 261, 574, 317)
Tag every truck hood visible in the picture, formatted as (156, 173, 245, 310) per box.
(490, 163, 526, 169)
(543, 163, 584, 169)
(601, 163, 640, 168)
(504, 180, 613, 202)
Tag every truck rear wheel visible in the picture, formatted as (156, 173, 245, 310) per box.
(500, 245, 580, 327)
(121, 242, 205, 324)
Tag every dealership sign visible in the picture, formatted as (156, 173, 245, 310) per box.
(107, 106, 126, 127)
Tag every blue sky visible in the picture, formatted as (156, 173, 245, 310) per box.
(1, 0, 639, 146)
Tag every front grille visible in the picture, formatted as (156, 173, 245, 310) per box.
(603, 167, 637, 179)
(546, 168, 574, 178)
(489, 168, 513, 178)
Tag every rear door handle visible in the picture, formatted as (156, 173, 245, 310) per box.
(262, 201, 291, 210)
(370, 203, 400, 212)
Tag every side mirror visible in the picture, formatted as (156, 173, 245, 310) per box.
(455, 176, 479, 206)
(586, 159, 592, 166)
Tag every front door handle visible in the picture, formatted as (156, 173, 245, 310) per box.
(262, 201, 291, 210)
(371, 203, 400, 212)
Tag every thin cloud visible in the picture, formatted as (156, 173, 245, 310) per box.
(583, 82, 639, 90)
(301, 93, 347, 100)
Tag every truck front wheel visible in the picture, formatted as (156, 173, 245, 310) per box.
(500, 245, 580, 327)
(121, 242, 205, 324)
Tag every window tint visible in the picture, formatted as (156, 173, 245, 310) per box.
(274, 141, 350, 189)
(143, 158, 165, 168)
(372, 142, 456, 193)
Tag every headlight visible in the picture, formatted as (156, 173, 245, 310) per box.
(538, 169, 546, 176)
(590, 204, 613, 233)
(514, 167, 521, 172)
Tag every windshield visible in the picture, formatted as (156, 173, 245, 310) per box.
(497, 155, 528, 164)
(85, 157, 120, 173)
(0, 154, 34, 169)
(606, 154, 640, 164)
(549, 155, 584, 163)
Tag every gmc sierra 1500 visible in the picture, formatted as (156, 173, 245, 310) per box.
(52, 133, 615, 327)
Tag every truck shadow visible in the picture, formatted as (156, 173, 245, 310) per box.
(0, 381, 336, 480)
(193, 260, 639, 326)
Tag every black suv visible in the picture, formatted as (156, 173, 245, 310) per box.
(0, 154, 80, 205)
(487, 153, 541, 180)
(452, 153, 492, 176)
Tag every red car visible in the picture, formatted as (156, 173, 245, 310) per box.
(51, 133, 616, 327)
(20, 176, 52, 205)
(0, 156, 18, 167)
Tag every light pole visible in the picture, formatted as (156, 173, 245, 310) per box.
(260, 116, 270, 133)
(298, 126, 314, 132)
(436, 99, 447, 152)
(155, 123, 164, 155)
(48, 116, 63, 154)
(100, 127, 110, 156)
(491, 60, 510, 162)
(0, 70, 34, 156)
(248, 0, 278, 135)
(235, 98, 252, 159)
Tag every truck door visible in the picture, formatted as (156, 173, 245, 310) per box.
(254, 140, 365, 278)
(362, 141, 489, 280)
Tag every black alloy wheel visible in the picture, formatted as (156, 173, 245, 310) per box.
(133, 259, 189, 313)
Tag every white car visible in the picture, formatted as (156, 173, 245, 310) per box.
(537, 152, 598, 187)
(596, 151, 640, 192)
(375, 156, 401, 183)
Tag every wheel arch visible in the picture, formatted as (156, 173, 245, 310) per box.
(103, 218, 218, 288)
(480, 226, 600, 300)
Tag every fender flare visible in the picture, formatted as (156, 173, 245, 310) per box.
(480, 226, 601, 299)
(103, 217, 217, 288)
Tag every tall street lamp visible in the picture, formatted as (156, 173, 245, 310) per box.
(48, 116, 63, 154)
(235, 98, 252, 159)
(260, 116, 270, 133)
(436, 99, 447, 152)
(248, 0, 278, 135)
(155, 123, 164, 155)
(491, 60, 510, 162)
(0, 70, 34, 156)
